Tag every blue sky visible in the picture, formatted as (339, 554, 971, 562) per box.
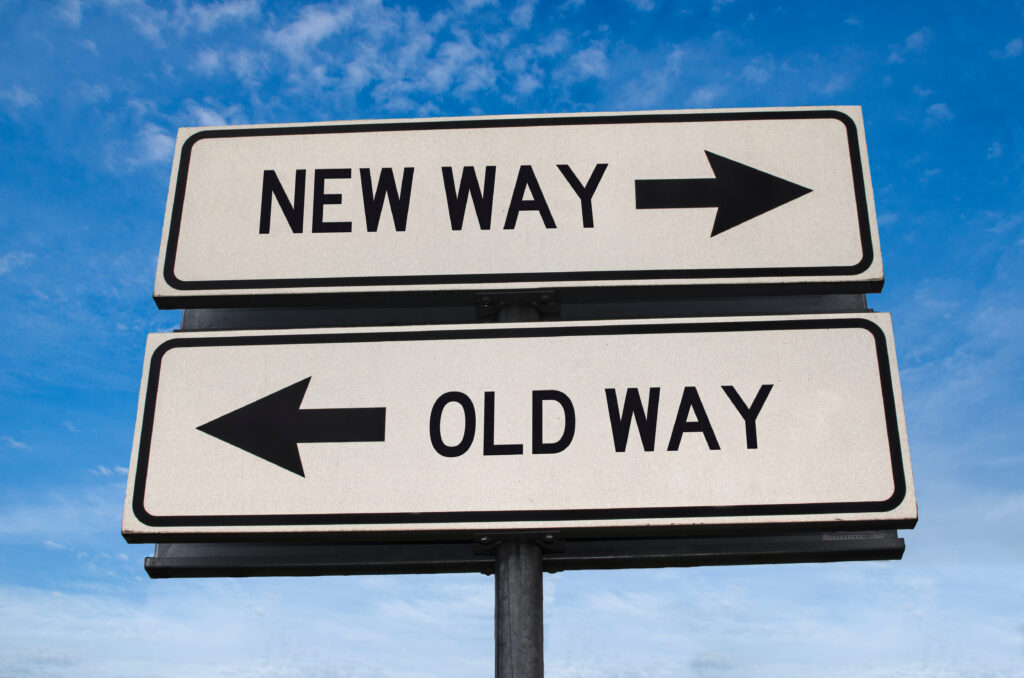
(1, 0, 1022, 675)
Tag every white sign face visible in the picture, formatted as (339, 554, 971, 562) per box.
(123, 314, 915, 540)
(154, 107, 882, 307)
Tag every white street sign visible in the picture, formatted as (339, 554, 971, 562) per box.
(122, 314, 915, 540)
(154, 107, 882, 307)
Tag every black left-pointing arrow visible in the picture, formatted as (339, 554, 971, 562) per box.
(197, 377, 386, 477)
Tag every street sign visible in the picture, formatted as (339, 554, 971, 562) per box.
(122, 314, 915, 540)
(154, 107, 883, 308)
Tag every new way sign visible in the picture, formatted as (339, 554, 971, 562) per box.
(122, 315, 916, 540)
(154, 107, 882, 307)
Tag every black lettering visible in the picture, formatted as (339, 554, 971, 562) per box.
(483, 391, 523, 455)
(605, 388, 659, 452)
(722, 384, 773, 449)
(442, 166, 496, 230)
(532, 390, 575, 455)
(429, 392, 475, 457)
(360, 167, 414, 232)
(557, 163, 607, 228)
(260, 169, 305, 234)
(667, 387, 720, 451)
(504, 165, 556, 229)
(312, 168, 352, 233)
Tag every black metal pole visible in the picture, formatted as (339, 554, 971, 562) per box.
(494, 302, 544, 678)
(495, 540, 544, 678)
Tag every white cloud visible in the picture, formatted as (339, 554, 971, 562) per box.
(925, 102, 954, 125)
(91, 466, 113, 476)
(742, 55, 775, 85)
(131, 123, 174, 165)
(362, 27, 495, 109)
(912, 84, 932, 97)
(562, 43, 609, 82)
(226, 48, 267, 85)
(536, 29, 570, 57)
(0, 85, 41, 109)
(509, 0, 536, 29)
(193, 48, 221, 75)
(217, 4, 590, 111)
(514, 72, 541, 95)
(987, 211, 1023, 234)
(904, 27, 930, 51)
(187, 0, 260, 32)
(0, 251, 35, 276)
(77, 82, 110, 103)
(342, 54, 375, 91)
(342, 9, 494, 110)
(687, 83, 725, 106)
(627, 0, 656, 10)
(987, 142, 1003, 159)
(0, 486, 123, 544)
(107, 0, 170, 44)
(182, 100, 244, 127)
(888, 27, 931, 63)
(711, 0, 735, 10)
(990, 37, 1022, 59)
(455, 61, 498, 98)
(818, 73, 849, 95)
(878, 212, 899, 227)
(54, 0, 82, 26)
(0, 579, 495, 677)
(425, 35, 489, 93)
(127, 98, 156, 118)
(584, 590, 666, 617)
(98, 0, 258, 43)
(61, 421, 79, 432)
(2, 436, 29, 450)
(264, 3, 356, 62)
(621, 47, 684, 107)
(499, 30, 571, 101)
(505, 31, 568, 72)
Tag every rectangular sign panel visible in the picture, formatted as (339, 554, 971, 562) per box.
(154, 107, 882, 307)
(123, 314, 915, 541)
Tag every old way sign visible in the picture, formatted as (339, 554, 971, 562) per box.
(122, 315, 916, 540)
(153, 107, 883, 307)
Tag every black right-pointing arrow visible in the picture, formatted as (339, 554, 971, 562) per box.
(197, 377, 385, 477)
(635, 151, 812, 236)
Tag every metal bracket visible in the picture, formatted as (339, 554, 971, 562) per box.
(143, 530, 904, 578)
(473, 530, 565, 555)
(476, 292, 561, 320)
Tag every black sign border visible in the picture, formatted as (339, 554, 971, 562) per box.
(161, 110, 875, 294)
(130, 317, 908, 533)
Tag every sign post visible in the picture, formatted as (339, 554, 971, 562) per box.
(490, 303, 546, 678)
(495, 539, 544, 678)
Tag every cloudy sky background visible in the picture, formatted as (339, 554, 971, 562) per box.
(1, 0, 1022, 675)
